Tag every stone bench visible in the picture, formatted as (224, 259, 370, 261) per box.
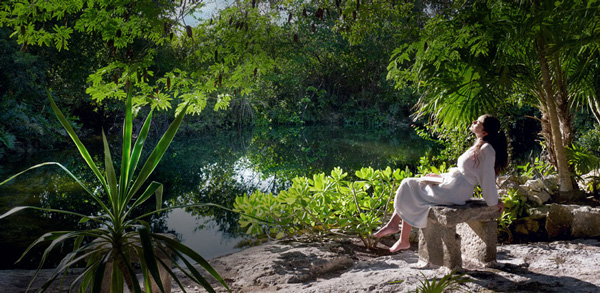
(418, 199, 501, 271)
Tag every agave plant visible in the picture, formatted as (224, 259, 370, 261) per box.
(0, 88, 230, 292)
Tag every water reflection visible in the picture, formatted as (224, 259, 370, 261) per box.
(0, 125, 435, 269)
(165, 209, 242, 260)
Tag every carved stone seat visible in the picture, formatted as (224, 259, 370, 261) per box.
(418, 199, 501, 271)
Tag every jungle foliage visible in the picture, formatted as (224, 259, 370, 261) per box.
(2, 0, 600, 252)
(234, 166, 413, 249)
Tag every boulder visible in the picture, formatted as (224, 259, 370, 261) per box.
(528, 206, 550, 220)
(577, 169, 600, 192)
(524, 179, 546, 192)
(542, 175, 559, 193)
(527, 189, 552, 206)
(521, 179, 552, 206)
(571, 206, 600, 238)
(514, 218, 540, 235)
(545, 204, 574, 239)
(499, 175, 526, 190)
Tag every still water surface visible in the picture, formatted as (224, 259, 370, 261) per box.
(0, 125, 435, 269)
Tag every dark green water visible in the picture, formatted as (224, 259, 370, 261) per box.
(0, 125, 435, 269)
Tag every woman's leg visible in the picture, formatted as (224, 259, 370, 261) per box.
(372, 213, 401, 238)
(389, 220, 412, 253)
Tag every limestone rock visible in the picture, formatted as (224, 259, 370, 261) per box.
(542, 175, 559, 193)
(514, 218, 540, 235)
(577, 169, 600, 192)
(571, 206, 600, 238)
(499, 177, 528, 197)
(528, 206, 550, 220)
(524, 179, 546, 192)
(499, 175, 526, 190)
(521, 179, 552, 206)
(545, 204, 574, 239)
(497, 188, 509, 197)
(527, 189, 551, 206)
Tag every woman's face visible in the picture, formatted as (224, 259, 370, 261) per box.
(470, 116, 488, 138)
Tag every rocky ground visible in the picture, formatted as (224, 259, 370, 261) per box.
(3, 236, 600, 292)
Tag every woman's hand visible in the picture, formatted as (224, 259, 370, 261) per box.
(425, 173, 442, 177)
(496, 200, 504, 214)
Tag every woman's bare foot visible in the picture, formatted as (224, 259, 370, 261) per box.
(372, 225, 399, 238)
(389, 239, 410, 253)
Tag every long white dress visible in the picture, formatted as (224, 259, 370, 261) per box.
(394, 142, 499, 228)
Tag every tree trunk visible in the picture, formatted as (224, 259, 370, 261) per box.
(538, 109, 557, 167)
(552, 52, 574, 147)
(536, 37, 573, 194)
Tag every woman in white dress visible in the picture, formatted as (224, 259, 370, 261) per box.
(374, 114, 508, 253)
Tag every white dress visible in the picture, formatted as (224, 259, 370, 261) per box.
(393, 143, 499, 228)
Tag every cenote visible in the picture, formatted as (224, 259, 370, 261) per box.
(0, 125, 436, 269)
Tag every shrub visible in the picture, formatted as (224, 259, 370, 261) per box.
(234, 166, 413, 249)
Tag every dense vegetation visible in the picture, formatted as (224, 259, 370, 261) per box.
(1, 0, 600, 289)
(1, 1, 598, 174)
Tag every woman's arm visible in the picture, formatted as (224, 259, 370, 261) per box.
(479, 144, 499, 206)
(425, 173, 442, 177)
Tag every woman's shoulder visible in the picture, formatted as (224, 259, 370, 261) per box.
(481, 142, 496, 155)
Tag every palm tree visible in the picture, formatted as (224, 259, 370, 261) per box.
(387, 0, 600, 198)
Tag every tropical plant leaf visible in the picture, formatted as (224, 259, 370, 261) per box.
(1, 206, 94, 223)
(128, 182, 163, 215)
(39, 249, 99, 292)
(16, 231, 70, 264)
(102, 130, 118, 204)
(91, 253, 109, 293)
(170, 249, 216, 293)
(152, 233, 229, 291)
(128, 102, 188, 199)
(120, 84, 133, 198)
(47, 91, 108, 191)
(116, 252, 144, 293)
(138, 224, 165, 292)
(127, 109, 153, 193)
(0, 161, 111, 214)
(154, 252, 187, 292)
(69, 261, 96, 292)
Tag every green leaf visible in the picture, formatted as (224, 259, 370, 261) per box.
(120, 85, 133, 198)
(128, 102, 188, 199)
(170, 249, 217, 293)
(152, 233, 229, 291)
(92, 254, 108, 293)
(153, 245, 189, 291)
(127, 109, 153, 192)
(102, 130, 118, 204)
(214, 93, 232, 111)
(16, 231, 69, 264)
(2, 206, 95, 224)
(39, 248, 99, 292)
(70, 262, 96, 292)
(0, 162, 111, 214)
(127, 182, 163, 217)
(47, 91, 108, 192)
(138, 224, 165, 292)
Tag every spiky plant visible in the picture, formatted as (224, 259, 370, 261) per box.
(0, 88, 230, 292)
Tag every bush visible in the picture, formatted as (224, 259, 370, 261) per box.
(234, 166, 413, 249)
(577, 124, 600, 157)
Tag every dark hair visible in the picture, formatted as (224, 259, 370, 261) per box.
(472, 114, 509, 176)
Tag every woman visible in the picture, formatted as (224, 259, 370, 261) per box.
(374, 114, 508, 253)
